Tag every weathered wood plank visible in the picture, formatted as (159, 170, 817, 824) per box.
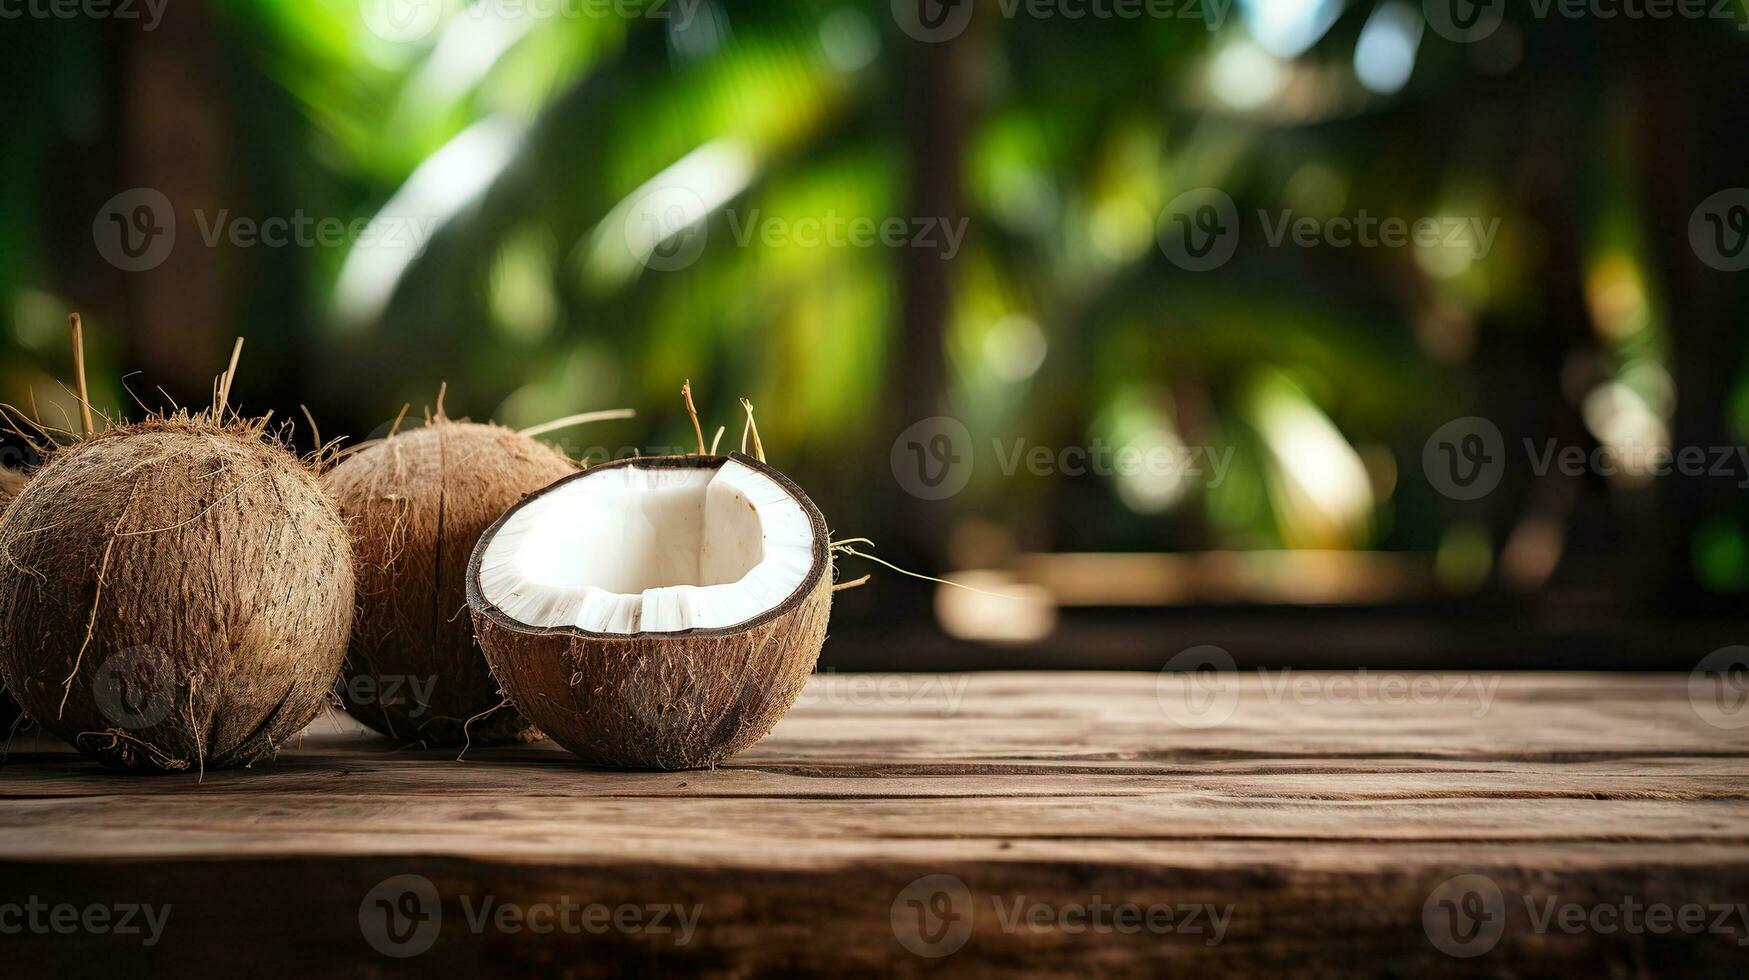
(3, 851, 1747, 977)
(1, 672, 1745, 976)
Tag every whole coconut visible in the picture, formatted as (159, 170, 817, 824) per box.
(323, 419, 576, 746)
(0, 416, 355, 772)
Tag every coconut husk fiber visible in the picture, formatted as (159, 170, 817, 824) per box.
(0, 414, 355, 773)
(324, 420, 575, 747)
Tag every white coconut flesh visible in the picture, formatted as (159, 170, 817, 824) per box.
(477, 458, 816, 634)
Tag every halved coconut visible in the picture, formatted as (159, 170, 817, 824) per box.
(466, 453, 831, 770)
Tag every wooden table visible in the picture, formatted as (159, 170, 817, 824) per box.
(3, 672, 1747, 976)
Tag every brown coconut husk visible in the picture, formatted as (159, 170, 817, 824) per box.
(323, 417, 580, 747)
(466, 453, 833, 770)
(0, 412, 356, 772)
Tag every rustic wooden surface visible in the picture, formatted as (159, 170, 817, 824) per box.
(2, 672, 1747, 976)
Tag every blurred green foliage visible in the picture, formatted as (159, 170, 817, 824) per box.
(2, 0, 1744, 589)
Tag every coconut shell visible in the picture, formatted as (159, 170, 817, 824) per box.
(466, 454, 832, 770)
(0, 417, 355, 772)
(324, 420, 576, 747)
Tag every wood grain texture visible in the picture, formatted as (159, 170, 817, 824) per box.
(2, 672, 1747, 976)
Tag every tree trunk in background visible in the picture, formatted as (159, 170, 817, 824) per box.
(112, 9, 229, 402)
(882, 28, 967, 600)
(1629, 24, 1749, 611)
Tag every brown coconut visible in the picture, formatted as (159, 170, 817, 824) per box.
(465, 454, 832, 770)
(323, 419, 577, 746)
(0, 415, 355, 772)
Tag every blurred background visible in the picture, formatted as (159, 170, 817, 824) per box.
(1, 0, 1746, 670)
